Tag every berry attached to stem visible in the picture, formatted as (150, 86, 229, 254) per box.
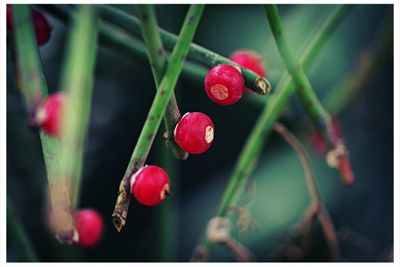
(75, 209, 104, 248)
(35, 92, 65, 136)
(229, 50, 266, 93)
(174, 112, 215, 154)
(130, 165, 170, 206)
(205, 64, 244, 105)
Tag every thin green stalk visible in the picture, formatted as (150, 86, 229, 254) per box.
(97, 4, 271, 95)
(136, 4, 188, 160)
(265, 4, 353, 185)
(191, 5, 352, 260)
(112, 4, 205, 232)
(58, 5, 99, 208)
(12, 4, 76, 242)
(38, 4, 208, 86)
(7, 198, 39, 262)
(323, 21, 392, 116)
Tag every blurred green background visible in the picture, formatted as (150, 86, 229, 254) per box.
(7, 4, 393, 262)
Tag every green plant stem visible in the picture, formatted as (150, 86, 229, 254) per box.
(112, 4, 205, 232)
(58, 5, 99, 209)
(191, 5, 352, 260)
(97, 4, 271, 95)
(323, 22, 392, 116)
(273, 123, 339, 260)
(38, 5, 208, 87)
(265, 4, 353, 185)
(136, 4, 188, 160)
(7, 198, 39, 262)
(12, 4, 76, 242)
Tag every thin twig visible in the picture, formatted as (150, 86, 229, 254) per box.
(57, 4, 99, 209)
(273, 123, 339, 260)
(12, 4, 76, 242)
(265, 4, 354, 186)
(112, 4, 205, 232)
(97, 4, 271, 95)
(191, 4, 352, 256)
(136, 4, 188, 160)
(7, 198, 39, 262)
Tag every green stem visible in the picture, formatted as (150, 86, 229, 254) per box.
(112, 4, 205, 232)
(58, 5, 99, 209)
(97, 4, 271, 95)
(7, 198, 39, 262)
(39, 5, 209, 84)
(12, 4, 76, 242)
(265, 4, 353, 185)
(136, 4, 188, 160)
(191, 5, 352, 259)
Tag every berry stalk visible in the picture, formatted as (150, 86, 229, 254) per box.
(11, 4, 76, 242)
(112, 4, 205, 232)
(136, 4, 188, 160)
(273, 123, 339, 260)
(265, 4, 353, 185)
(7, 198, 39, 262)
(97, 4, 271, 95)
(191, 5, 352, 259)
(57, 5, 99, 208)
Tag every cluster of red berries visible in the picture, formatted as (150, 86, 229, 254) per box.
(7, 5, 52, 46)
(205, 50, 266, 105)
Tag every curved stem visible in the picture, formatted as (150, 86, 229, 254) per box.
(136, 4, 188, 160)
(112, 4, 205, 232)
(97, 4, 271, 95)
(265, 4, 353, 185)
(192, 4, 352, 258)
(7, 198, 39, 262)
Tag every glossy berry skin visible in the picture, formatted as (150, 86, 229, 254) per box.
(7, 5, 51, 46)
(131, 166, 170, 206)
(36, 92, 65, 136)
(229, 50, 266, 92)
(75, 209, 104, 248)
(174, 112, 214, 154)
(204, 64, 244, 105)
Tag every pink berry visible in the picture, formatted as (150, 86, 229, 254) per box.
(36, 92, 65, 136)
(130, 165, 170, 206)
(230, 50, 266, 93)
(75, 209, 104, 248)
(7, 5, 51, 46)
(204, 64, 244, 105)
(310, 119, 341, 155)
(174, 112, 215, 154)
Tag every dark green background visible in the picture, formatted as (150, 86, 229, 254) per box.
(7, 4, 393, 262)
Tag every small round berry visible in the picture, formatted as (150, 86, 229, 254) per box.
(130, 165, 170, 206)
(230, 50, 266, 93)
(32, 10, 52, 46)
(174, 112, 215, 154)
(75, 209, 104, 248)
(204, 64, 244, 105)
(6, 6, 51, 46)
(36, 92, 65, 136)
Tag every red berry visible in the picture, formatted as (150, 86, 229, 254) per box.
(204, 64, 244, 105)
(7, 6, 51, 46)
(130, 165, 170, 206)
(75, 209, 104, 248)
(174, 112, 215, 154)
(36, 92, 65, 136)
(310, 119, 341, 155)
(229, 50, 266, 93)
